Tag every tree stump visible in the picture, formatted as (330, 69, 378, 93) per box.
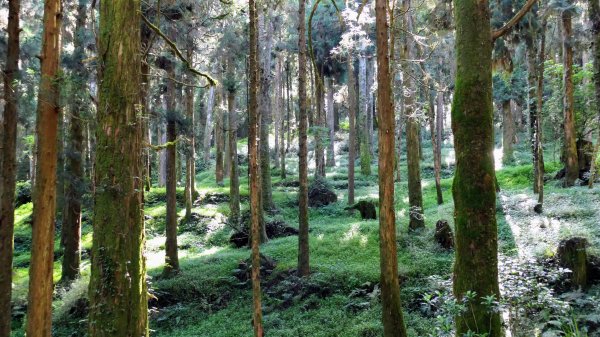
(557, 237, 588, 289)
(434, 220, 454, 250)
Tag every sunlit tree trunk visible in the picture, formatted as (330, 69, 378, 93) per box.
(227, 58, 240, 226)
(502, 99, 514, 164)
(348, 56, 357, 204)
(326, 77, 336, 167)
(536, 19, 547, 208)
(375, 0, 409, 335)
(0, 1, 20, 334)
(259, 14, 275, 210)
(428, 82, 443, 205)
(216, 83, 225, 186)
(452, 0, 501, 335)
(359, 56, 371, 175)
(562, 5, 579, 186)
(164, 68, 179, 277)
(203, 86, 216, 163)
(26, 1, 62, 335)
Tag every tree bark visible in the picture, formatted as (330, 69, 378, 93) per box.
(502, 99, 514, 165)
(249, 1, 264, 334)
(452, 0, 502, 335)
(359, 56, 371, 175)
(227, 58, 240, 226)
(589, 0, 600, 188)
(298, 0, 310, 277)
(536, 19, 547, 208)
(259, 14, 275, 210)
(61, 0, 87, 284)
(429, 84, 443, 205)
(326, 77, 336, 167)
(375, 1, 409, 335)
(0, 1, 20, 335)
(527, 37, 540, 193)
(216, 84, 225, 186)
(26, 1, 62, 336)
(184, 39, 196, 219)
(203, 86, 216, 164)
(401, 0, 424, 231)
(164, 68, 179, 277)
(562, 7, 579, 186)
(348, 56, 357, 205)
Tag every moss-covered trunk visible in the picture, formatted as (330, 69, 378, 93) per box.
(26, 1, 62, 335)
(562, 7, 579, 187)
(0, 0, 20, 335)
(89, 1, 148, 335)
(249, 0, 264, 334)
(185, 40, 197, 217)
(61, 0, 87, 284)
(589, 0, 600, 188)
(375, 0, 409, 335)
(452, 0, 502, 336)
(297, 0, 310, 277)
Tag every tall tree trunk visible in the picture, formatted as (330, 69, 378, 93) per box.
(429, 83, 443, 205)
(326, 77, 336, 167)
(184, 39, 196, 219)
(452, 0, 501, 335)
(375, 1, 409, 335)
(0, 1, 20, 335)
(297, 0, 310, 277)
(502, 99, 514, 165)
(279, 59, 287, 179)
(89, 1, 148, 335)
(402, 0, 424, 231)
(562, 6, 579, 186)
(158, 124, 167, 187)
(274, 58, 282, 171)
(359, 56, 371, 175)
(367, 58, 375, 156)
(203, 86, 216, 164)
(527, 38, 540, 193)
(216, 84, 225, 186)
(314, 73, 326, 177)
(536, 19, 547, 208)
(259, 15, 275, 211)
(249, 1, 264, 334)
(26, 1, 62, 335)
(348, 56, 357, 205)
(61, 0, 87, 284)
(227, 58, 240, 227)
(589, 0, 600, 188)
(286, 60, 293, 153)
(164, 69, 179, 277)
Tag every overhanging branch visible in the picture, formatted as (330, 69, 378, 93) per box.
(492, 0, 538, 42)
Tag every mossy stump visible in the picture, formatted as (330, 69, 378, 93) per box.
(557, 237, 588, 289)
(434, 219, 454, 250)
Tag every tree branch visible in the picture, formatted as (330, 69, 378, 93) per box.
(141, 14, 217, 86)
(492, 0, 538, 42)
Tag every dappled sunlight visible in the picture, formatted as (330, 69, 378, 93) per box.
(444, 148, 455, 168)
(341, 223, 369, 246)
(494, 148, 503, 170)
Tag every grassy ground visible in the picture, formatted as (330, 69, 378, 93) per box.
(9, 133, 600, 336)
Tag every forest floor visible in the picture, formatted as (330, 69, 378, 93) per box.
(9, 134, 600, 337)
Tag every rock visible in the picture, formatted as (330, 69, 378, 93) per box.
(557, 237, 588, 289)
(434, 220, 454, 250)
(346, 200, 377, 220)
(533, 203, 543, 214)
(308, 176, 337, 207)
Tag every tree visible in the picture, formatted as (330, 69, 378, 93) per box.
(589, 0, 600, 187)
(452, 0, 501, 335)
(226, 57, 241, 226)
(249, 0, 264, 335)
(562, 1, 579, 187)
(375, 0, 408, 335)
(26, 0, 62, 335)
(347, 55, 357, 205)
(88, 0, 148, 335)
(61, 0, 88, 284)
(326, 77, 336, 167)
(259, 13, 275, 210)
(298, 0, 311, 277)
(401, 0, 424, 230)
(0, 0, 20, 335)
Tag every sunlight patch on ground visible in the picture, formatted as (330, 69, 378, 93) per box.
(341, 223, 368, 246)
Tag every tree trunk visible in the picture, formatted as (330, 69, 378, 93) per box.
(562, 7, 579, 186)
(536, 19, 547, 209)
(203, 86, 216, 164)
(359, 56, 371, 175)
(367, 58, 375, 156)
(184, 40, 196, 219)
(158, 124, 167, 187)
(216, 85, 225, 186)
(502, 99, 514, 165)
(589, 0, 600, 188)
(527, 38, 539, 193)
(297, 0, 310, 277)
(163, 64, 179, 277)
(375, 1, 409, 335)
(326, 77, 336, 167)
(348, 56, 357, 205)
(61, 0, 87, 284)
(452, 0, 502, 335)
(402, 0, 424, 231)
(286, 60, 293, 153)
(259, 15, 275, 211)
(227, 58, 241, 227)
(279, 59, 287, 179)
(249, 1, 264, 334)
(26, 1, 62, 335)
(89, 1, 148, 335)
(0, 1, 20, 335)
(429, 84, 443, 205)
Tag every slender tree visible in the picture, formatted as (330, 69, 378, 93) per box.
(26, 1, 62, 335)
(375, 0, 408, 335)
(427, 82, 443, 205)
(298, 0, 311, 277)
(562, 2, 579, 186)
(589, 0, 600, 187)
(536, 19, 547, 209)
(0, 1, 20, 335)
(227, 58, 241, 226)
(61, 0, 87, 284)
(259, 14, 275, 209)
(326, 77, 336, 167)
(347, 55, 357, 205)
(249, 0, 264, 335)
(88, 0, 148, 335)
(452, 0, 501, 335)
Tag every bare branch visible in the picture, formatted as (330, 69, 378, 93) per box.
(492, 0, 538, 42)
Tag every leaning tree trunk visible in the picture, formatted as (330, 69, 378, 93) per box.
(402, 0, 424, 231)
(61, 0, 87, 284)
(347, 56, 357, 205)
(26, 1, 62, 336)
(375, 0, 409, 335)
(164, 68, 179, 277)
(589, 0, 600, 188)
(562, 6, 579, 187)
(452, 0, 502, 335)
(89, 1, 148, 335)
(297, 0, 310, 277)
(227, 58, 241, 227)
(249, 0, 264, 334)
(326, 77, 336, 167)
(0, 1, 20, 335)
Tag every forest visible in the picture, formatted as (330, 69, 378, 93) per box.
(1, 0, 600, 336)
